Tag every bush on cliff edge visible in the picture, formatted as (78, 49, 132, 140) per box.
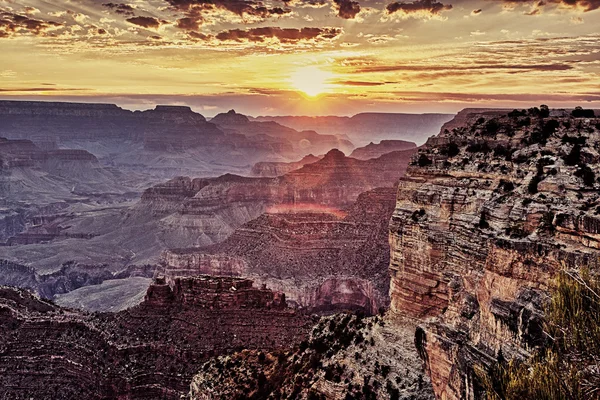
(477, 269, 600, 400)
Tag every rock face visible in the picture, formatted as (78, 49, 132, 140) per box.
(254, 113, 454, 146)
(0, 276, 311, 399)
(387, 107, 600, 399)
(251, 154, 322, 177)
(350, 140, 417, 160)
(0, 259, 155, 300)
(163, 187, 397, 314)
(139, 148, 416, 248)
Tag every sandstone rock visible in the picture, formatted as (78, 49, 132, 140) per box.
(388, 107, 600, 399)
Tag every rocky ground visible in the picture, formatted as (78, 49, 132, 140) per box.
(189, 313, 434, 400)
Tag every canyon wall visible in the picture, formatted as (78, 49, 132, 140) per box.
(388, 107, 600, 398)
(162, 187, 397, 315)
(0, 276, 311, 399)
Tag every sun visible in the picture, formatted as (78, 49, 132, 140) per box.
(290, 66, 335, 97)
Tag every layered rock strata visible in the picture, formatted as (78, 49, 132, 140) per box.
(163, 187, 397, 314)
(0, 276, 310, 399)
(388, 107, 600, 399)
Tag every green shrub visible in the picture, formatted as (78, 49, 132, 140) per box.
(476, 270, 600, 400)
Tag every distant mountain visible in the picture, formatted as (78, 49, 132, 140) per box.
(0, 101, 326, 185)
(350, 139, 417, 160)
(211, 109, 354, 156)
(253, 112, 454, 146)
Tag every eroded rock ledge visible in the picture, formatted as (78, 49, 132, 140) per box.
(389, 107, 600, 399)
(0, 275, 311, 399)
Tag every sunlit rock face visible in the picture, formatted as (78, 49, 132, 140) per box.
(388, 108, 600, 399)
(163, 187, 397, 315)
(0, 276, 310, 399)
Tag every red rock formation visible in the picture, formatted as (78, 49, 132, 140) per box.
(0, 276, 311, 399)
(139, 148, 416, 248)
(388, 107, 600, 399)
(163, 187, 397, 314)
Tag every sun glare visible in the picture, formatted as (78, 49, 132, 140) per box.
(290, 66, 335, 97)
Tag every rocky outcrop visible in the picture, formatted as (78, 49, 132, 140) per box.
(388, 107, 600, 399)
(0, 259, 156, 299)
(251, 154, 322, 177)
(350, 140, 417, 160)
(189, 313, 435, 400)
(0, 276, 311, 399)
(162, 187, 397, 314)
(254, 113, 454, 146)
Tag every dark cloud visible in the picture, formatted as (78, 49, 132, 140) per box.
(353, 63, 573, 73)
(176, 16, 203, 30)
(493, 0, 600, 12)
(164, 0, 291, 22)
(284, 0, 329, 7)
(0, 10, 63, 38)
(335, 80, 386, 86)
(126, 16, 165, 29)
(333, 0, 361, 19)
(102, 3, 136, 16)
(386, 0, 452, 17)
(213, 26, 342, 43)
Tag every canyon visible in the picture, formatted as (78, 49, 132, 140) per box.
(4, 100, 598, 400)
(163, 187, 397, 314)
(0, 276, 311, 399)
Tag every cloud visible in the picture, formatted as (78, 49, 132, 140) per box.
(385, 0, 452, 19)
(212, 26, 342, 43)
(335, 80, 386, 86)
(163, 0, 291, 25)
(285, 0, 329, 7)
(352, 63, 573, 73)
(333, 0, 361, 19)
(126, 16, 165, 29)
(0, 10, 63, 38)
(493, 0, 600, 12)
(102, 3, 136, 16)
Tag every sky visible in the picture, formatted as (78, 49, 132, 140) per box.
(0, 0, 599, 116)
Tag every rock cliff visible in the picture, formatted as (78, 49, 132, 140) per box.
(163, 187, 397, 314)
(0, 276, 311, 399)
(350, 140, 417, 160)
(388, 107, 600, 399)
(251, 154, 322, 177)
